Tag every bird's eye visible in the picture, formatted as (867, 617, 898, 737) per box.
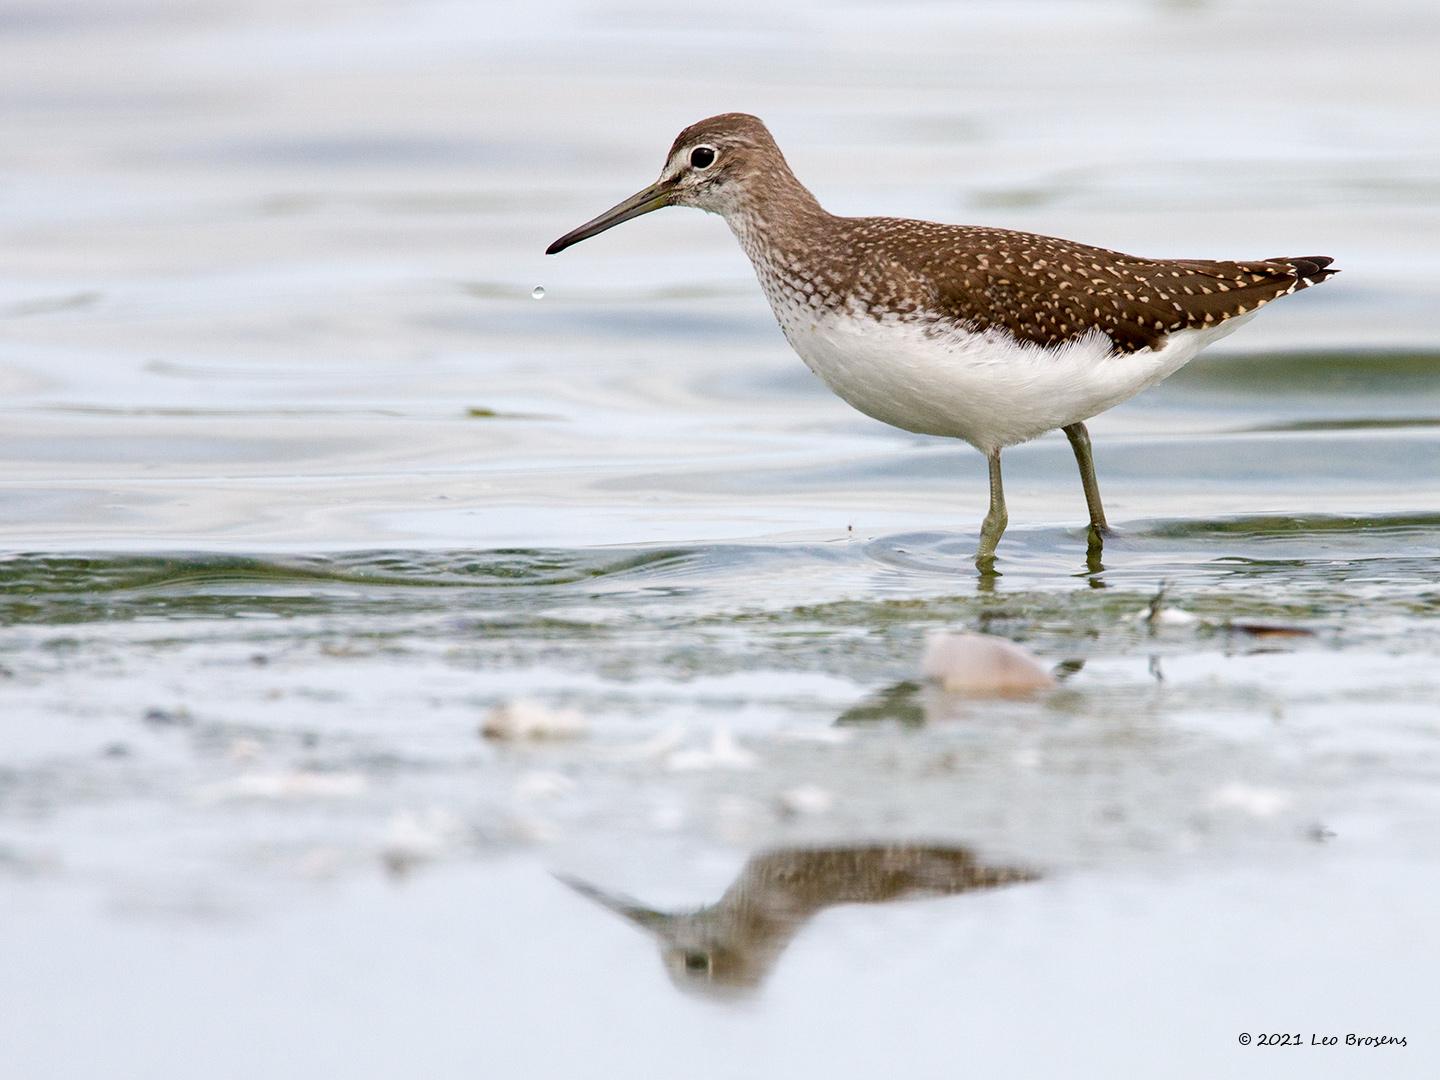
(682, 951, 711, 974)
(689, 146, 716, 170)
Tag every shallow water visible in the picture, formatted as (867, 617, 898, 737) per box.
(3, 1, 1440, 1077)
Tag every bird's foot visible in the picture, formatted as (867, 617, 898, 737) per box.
(973, 551, 1001, 578)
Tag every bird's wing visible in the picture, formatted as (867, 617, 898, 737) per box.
(856, 221, 1336, 354)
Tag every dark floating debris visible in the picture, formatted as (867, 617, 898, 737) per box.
(142, 706, 193, 727)
(1226, 622, 1317, 639)
(463, 405, 559, 420)
(1133, 582, 1316, 639)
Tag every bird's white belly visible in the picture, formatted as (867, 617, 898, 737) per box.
(777, 307, 1249, 453)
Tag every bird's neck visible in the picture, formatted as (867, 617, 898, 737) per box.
(722, 171, 832, 271)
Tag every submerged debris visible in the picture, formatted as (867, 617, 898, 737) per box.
(921, 631, 1056, 696)
(776, 784, 834, 818)
(513, 770, 576, 801)
(1137, 605, 1201, 628)
(605, 724, 757, 771)
(142, 706, 193, 727)
(605, 724, 687, 762)
(197, 771, 367, 802)
(1132, 581, 1200, 631)
(1209, 783, 1291, 818)
(225, 737, 264, 762)
(481, 699, 588, 741)
(1130, 583, 1316, 639)
(379, 808, 466, 876)
(666, 727, 757, 771)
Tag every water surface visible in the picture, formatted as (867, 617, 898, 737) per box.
(2, 1, 1438, 1077)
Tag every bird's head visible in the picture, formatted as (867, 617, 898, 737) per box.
(545, 113, 787, 254)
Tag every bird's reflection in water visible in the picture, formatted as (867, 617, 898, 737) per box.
(561, 844, 1037, 998)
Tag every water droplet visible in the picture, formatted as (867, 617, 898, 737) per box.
(531, 286, 545, 300)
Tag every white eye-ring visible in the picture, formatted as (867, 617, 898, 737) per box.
(689, 145, 717, 169)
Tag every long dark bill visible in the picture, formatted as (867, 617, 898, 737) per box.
(545, 181, 672, 255)
(554, 873, 671, 933)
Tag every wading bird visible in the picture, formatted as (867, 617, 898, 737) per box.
(548, 114, 1336, 569)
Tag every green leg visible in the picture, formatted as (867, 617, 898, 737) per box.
(975, 450, 1008, 568)
(1063, 422, 1109, 533)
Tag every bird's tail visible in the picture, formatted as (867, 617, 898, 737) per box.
(1265, 255, 1339, 290)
